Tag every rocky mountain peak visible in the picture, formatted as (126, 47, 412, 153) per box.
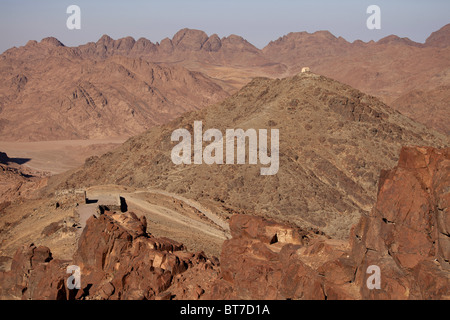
(40, 37, 65, 47)
(172, 28, 209, 50)
(425, 23, 450, 48)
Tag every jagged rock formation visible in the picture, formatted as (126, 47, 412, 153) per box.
(198, 146, 450, 299)
(262, 24, 450, 134)
(0, 211, 219, 300)
(74, 28, 280, 70)
(1, 146, 448, 300)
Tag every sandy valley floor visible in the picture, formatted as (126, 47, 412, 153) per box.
(0, 138, 127, 174)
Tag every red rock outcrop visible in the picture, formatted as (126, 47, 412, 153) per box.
(201, 146, 450, 300)
(1, 146, 448, 299)
(0, 243, 69, 300)
(201, 215, 357, 300)
(425, 24, 450, 48)
(350, 146, 450, 299)
(0, 211, 218, 300)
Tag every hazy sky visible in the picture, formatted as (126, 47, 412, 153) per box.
(1, 0, 449, 53)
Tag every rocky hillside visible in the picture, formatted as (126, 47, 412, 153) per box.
(0, 152, 48, 206)
(0, 40, 229, 141)
(1, 25, 448, 141)
(0, 211, 220, 300)
(47, 73, 448, 239)
(262, 24, 450, 134)
(1, 146, 448, 300)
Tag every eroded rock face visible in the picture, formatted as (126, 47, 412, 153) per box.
(201, 146, 449, 300)
(1, 147, 448, 300)
(0, 211, 218, 300)
(0, 243, 69, 300)
(202, 215, 356, 300)
(350, 146, 450, 299)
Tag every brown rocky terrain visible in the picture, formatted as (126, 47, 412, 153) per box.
(197, 146, 450, 300)
(0, 182, 228, 274)
(0, 40, 229, 141)
(1, 25, 448, 142)
(70, 23, 450, 137)
(47, 72, 448, 239)
(0, 195, 80, 273)
(0, 25, 448, 301)
(262, 24, 450, 134)
(1, 146, 448, 300)
(0, 210, 221, 300)
(73, 25, 450, 133)
(0, 139, 125, 174)
(74, 29, 287, 91)
(0, 152, 48, 207)
(425, 23, 450, 48)
(76, 29, 284, 71)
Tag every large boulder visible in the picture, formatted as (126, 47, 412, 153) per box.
(0, 243, 69, 300)
(351, 146, 450, 299)
(0, 211, 218, 300)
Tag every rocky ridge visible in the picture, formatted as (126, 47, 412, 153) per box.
(0, 44, 229, 141)
(47, 73, 448, 239)
(1, 24, 449, 140)
(1, 146, 448, 300)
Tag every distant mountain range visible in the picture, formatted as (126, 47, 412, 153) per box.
(0, 24, 449, 301)
(0, 24, 449, 141)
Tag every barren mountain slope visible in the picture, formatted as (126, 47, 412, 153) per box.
(47, 73, 448, 239)
(392, 83, 450, 135)
(73, 28, 288, 92)
(425, 23, 450, 48)
(262, 24, 450, 133)
(0, 39, 229, 141)
(0, 152, 48, 206)
(1, 25, 449, 141)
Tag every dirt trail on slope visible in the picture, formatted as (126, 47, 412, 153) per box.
(124, 193, 227, 240)
(138, 188, 230, 232)
(80, 185, 229, 256)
